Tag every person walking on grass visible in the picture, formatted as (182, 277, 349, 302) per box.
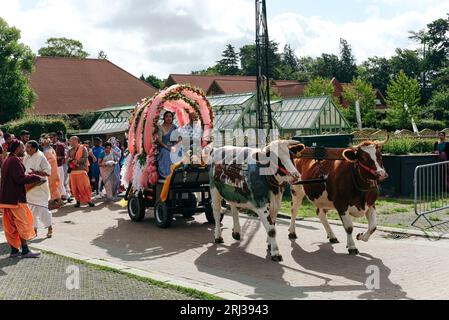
(0, 140, 43, 258)
(24, 141, 53, 238)
(67, 136, 95, 208)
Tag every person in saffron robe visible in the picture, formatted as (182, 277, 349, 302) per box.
(24, 141, 53, 238)
(0, 140, 43, 258)
(67, 136, 95, 208)
(49, 132, 71, 202)
(41, 135, 63, 209)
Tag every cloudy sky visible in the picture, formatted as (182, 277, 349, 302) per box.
(2, 0, 449, 79)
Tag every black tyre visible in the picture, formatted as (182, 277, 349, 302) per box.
(205, 204, 224, 224)
(155, 201, 173, 229)
(128, 193, 146, 222)
(181, 193, 198, 218)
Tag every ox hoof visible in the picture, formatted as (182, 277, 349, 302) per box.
(288, 233, 298, 240)
(271, 255, 283, 262)
(215, 237, 224, 244)
(356, 233, 364, 241)
(348, 248, 359, 256)
(329, 238, 340, 244)
(232, 232, 241, 241)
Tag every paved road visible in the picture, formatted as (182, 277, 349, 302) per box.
(0, 242, 196, 300)
(2, 202, 449, 300)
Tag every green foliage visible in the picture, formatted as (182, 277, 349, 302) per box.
(417, 119, 446, 131)
(1, 116, 68, 139)
(70, 112, 100, 131)
(0, 17, 36, 124)
(382, 138, 435, 155)
(427, 87, 449, 127)
(357, 56, 392, 95)
(337, 39, 357, 83)
(390, 49, 423, 80)
(216, 44, 240, 75)
(140, 74, 165, 89)
(239, 41, 281, 78)
(385, 71, 421, 129)
(342, 78, 377, 128)
(38, 37, 89, 58)
(97, 50, 108, 59)
(304, 77, 334, 97)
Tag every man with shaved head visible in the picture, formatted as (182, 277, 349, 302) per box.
(67, 136, 94, 208)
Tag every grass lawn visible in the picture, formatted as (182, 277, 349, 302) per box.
(279, 197, 449, 230)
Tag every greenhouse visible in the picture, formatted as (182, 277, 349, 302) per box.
(209, 93, 351, 140)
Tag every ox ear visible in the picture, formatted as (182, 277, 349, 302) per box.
(288, 143, 305, 158)
(342, 148, 357, 162)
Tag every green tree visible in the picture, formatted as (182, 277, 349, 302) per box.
(427, 87, 449, 127)
(239, 41, 282, 78)
(385, 71, 421, 129)
(313, 53, 340, 79)
(336, 38, 357, 83)
(0, 18, 36, 123)
(357, 56, 392, 95)
(216, 44, 240, 75)
(390, 48, 423, 80)
(342, 78, 377, 128)
(140, 74, 164, 89)
(191, 65, 220, 76)
(304, 77, 334, 96)
(38, 37, 89, 58)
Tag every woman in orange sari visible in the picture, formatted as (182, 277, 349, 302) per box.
(41, 135, 62, 208)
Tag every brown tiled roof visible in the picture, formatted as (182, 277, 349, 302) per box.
(208, 79, 258, 95)
(272, 83, 307, 98)
(166, 74, 256, 93)
(30, 57, 157, 115)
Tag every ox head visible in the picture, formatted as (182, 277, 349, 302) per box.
(342, 138, 389, 181)
(254, 140, 305, 184)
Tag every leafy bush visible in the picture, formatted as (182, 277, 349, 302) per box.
(383, 138, 435, 155)
(1, 116, 68, 140)
(70, 112, 100, 131)
(417, 119, 446, 131)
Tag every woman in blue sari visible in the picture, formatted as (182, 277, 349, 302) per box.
(157, 112, 178, 179)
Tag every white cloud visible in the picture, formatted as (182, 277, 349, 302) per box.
(1, 0, 448, 79)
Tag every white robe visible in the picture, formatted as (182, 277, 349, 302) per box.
(24, 151, 51, 208)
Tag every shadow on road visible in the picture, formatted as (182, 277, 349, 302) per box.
(290, 241, 410, 300)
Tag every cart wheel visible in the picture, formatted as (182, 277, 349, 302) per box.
(182, 193, 198, 218)
(205, 204, 224, 224)
(155, 201, 173, 229)
(128, 193, 146, 222)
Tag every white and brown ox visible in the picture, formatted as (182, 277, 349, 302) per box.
(289, 140, 388, 255)
(209, 140, 305, 262)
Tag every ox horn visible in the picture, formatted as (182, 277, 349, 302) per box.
(375, 134, 390, 147)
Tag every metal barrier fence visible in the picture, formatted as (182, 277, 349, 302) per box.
(413, 161, 449, 228)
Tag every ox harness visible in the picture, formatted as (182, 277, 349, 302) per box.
(351, 161, 379, 192)
(293, 146, 328, 186)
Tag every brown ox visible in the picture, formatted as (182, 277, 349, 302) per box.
(289, 140, 388, 255)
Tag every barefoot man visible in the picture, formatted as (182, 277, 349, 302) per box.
(24, 140, 54, 238)
(67, 136, 95, 208)
(0, 140, 43, 258)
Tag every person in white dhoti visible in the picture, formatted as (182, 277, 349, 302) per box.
(24, 140, 53, 238)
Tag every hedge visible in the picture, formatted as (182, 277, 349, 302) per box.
(382, 138, 435, 155)
(1, 117, 68, 140)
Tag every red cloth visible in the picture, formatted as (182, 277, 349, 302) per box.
(0, 155, 41, 205)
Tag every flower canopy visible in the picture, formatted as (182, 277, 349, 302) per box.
(123, 85, 214, 189)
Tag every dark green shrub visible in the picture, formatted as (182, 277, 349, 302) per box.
(1, 116, 68, 140)
(383, 138, 436, 155)
(70, 112, 100, 131)
(417, 119, 446, 131)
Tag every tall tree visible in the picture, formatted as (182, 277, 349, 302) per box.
(427, 87, 449, 126)
(216, 44, 240, 75)
(385, 70, 421, 129)
(239, 41, 282, 78)
(38, 37, 89, 58)
(390, 48, 423, 80)
(0, 18, 36, 123)
(314, 53, 340, 79)
(304, 77, 334, 96)
(342, 78, 377, 128)
(140, 74, 164, 89)
(337, 38, 357, 83)
(357, 57, 392, 96)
